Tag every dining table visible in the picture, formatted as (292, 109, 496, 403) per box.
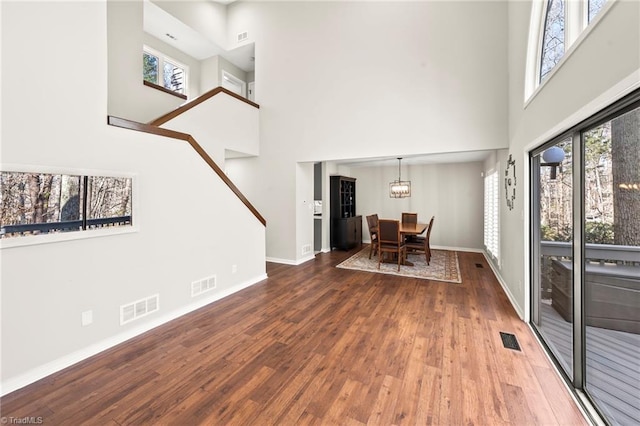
(400, 222, 428, 237)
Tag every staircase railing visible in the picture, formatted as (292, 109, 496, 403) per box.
(107, 116, 266, 226)
(149, 86, 259, 126)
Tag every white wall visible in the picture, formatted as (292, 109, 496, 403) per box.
(201, 55, 220, 93)
(108, 0, 202, 123)
(499, 0, 640, 316)
(225, 1, 509, 262)
(349, 162, 485, 250)
(157, 91, 260, 167)
(153, 0, 227, 50)
(296, 162, 315, 263)
(218, 56, 248, 86)
(1, 1, 266, 393)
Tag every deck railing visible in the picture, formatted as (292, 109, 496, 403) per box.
(540, 241, 640, 266)
(1, 216, 132, 238)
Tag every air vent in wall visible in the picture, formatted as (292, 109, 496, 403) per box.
(191, 275, 217, 297)
(237, 31, 248, 42)
(302, 244, 312, 255)
(120, 294, 159, 325)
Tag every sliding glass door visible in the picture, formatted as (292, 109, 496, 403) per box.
(530, 91, 640, 426)
(582, 107, 640, 425)
(531, 137, 574, 379)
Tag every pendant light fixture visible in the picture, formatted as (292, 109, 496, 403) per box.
(389, 157, 411, 198)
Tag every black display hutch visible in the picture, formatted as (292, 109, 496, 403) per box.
(330, 175, 362, 250)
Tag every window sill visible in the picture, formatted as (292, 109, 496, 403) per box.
(0, 225, 139, 250)
(143, 80, 187, 100)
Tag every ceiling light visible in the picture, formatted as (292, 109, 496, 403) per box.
(389, 158, 411, 198)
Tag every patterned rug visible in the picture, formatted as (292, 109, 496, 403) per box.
(336, 246, 461, 283)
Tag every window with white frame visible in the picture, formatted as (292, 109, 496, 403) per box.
(484, 169, 500, 262)
(143, 46, 187, 95)
(539, 0, 609, 83)
(540, 0, 565, 82)
(526, 0, 610, 100)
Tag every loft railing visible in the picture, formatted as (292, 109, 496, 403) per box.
(107, 116, 266, 226)
(1, 216, 132, 238)
(148, 86, 259, 126)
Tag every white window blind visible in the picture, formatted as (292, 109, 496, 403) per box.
(484, 170, 500, 262)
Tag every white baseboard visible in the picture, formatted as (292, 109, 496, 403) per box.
(266, 254, 316, 265)
(481, 251, 524, 320)
(432, 245, 484, 253)
(1, 273, 268, 397)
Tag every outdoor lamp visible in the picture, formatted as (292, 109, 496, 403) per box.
(541, 146, 565, 180)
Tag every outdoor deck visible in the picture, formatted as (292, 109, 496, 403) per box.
(540, 303, 640, 425)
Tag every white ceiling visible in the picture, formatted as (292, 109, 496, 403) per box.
(143, 0, 254, 71)
(335, 150, 492, 168)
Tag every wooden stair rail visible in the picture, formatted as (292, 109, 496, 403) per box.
(149, 86, 259, 126)
(107, 116, 266, 226)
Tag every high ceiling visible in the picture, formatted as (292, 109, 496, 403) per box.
(143, 0, 254, 71)
(144, 1, 493, 167)
(334, 150, 492, 168)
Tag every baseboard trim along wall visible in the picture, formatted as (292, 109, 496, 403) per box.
(266, 255, 315, 265)
(482, 251, 525, 320)
(1, 273, 268, 396)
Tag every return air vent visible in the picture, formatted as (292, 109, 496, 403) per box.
(191, 275, 217, 297)
(302, 244, 312, 255)
(499, 332, 521, 351)
(237, 31, 248, 42)
(120, 294, 159, 325)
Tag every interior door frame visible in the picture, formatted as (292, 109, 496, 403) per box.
(221, 70, 246, 97)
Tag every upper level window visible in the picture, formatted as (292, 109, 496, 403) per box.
(540, 0, 565, 83)
(588, 0, 607, 22)
(526, 0, 610, 101)
(143, 46, 187, 95)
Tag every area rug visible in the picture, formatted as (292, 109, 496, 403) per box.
(336, 246, 461, 283)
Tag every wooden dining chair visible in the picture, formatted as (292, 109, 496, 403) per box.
(366, 214, 379, 259)
(377, 219, 406, 272)
(406, 216, 434, 264)
(401, 212, 419, 245)
(401, 212, 418, 224)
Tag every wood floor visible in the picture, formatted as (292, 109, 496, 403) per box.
(1, 248, 588, 425)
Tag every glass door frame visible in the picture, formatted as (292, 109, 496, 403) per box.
(529, 88, 640, 425)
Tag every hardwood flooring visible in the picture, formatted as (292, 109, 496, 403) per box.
(0, 248, 588, 425)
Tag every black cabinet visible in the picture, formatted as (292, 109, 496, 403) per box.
(330, 176, 362, 250)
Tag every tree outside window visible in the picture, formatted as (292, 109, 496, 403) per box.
(142, 46, 187, 95)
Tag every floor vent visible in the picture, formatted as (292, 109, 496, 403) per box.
(500, 332, 521, 351)
(191, 275, 217, 297)
(475, 263, 484, 268)
(120, 294, 159, 325)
